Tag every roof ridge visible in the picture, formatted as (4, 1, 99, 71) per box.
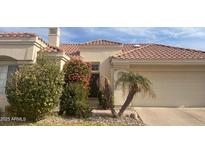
(44, 45, 64, 53)
(80, 39, 123, 45)
(150, 43, 205, 53)
(60, 43, 79, 45)
(61, 42, 136, 46)
(0, 32, 36, 34)
(0, 32, 49, 47)
(113, 44, 151, 58)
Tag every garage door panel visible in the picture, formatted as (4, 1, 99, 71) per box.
(129, 69, 205, 107)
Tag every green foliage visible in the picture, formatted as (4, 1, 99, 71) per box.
(115, 72, 155, 97)
(59, 83, 91, 118)
(115, 71, 155, 116)
(0, 108, 2, 116)
(97, 90, 109, 109)
(5, 54, 64, 121)
(63, 59, 91, 88)
(60, 59, 92, 118)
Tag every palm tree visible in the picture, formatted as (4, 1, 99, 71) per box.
(101, 76, 118, 117)
(115, 72, 155, 116)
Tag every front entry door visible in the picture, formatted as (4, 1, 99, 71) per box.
(89, 73, 99, 98)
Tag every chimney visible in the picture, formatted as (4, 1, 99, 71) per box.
(48, 27, 60, 47)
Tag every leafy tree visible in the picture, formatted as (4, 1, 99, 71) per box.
(115, 72, 155, 116)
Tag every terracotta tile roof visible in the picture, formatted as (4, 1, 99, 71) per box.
(53, 39, 205, 61)
(43, 45, 64, 53)
(60, 44, 80, 55)
(0, 32, 36, 38)
(113, 44, 205, 60)
(0, 32, 65, 54)
(60, 42, 137, 56)
(0, 32, 49, 46)
(122, 44, 139, 52)
(60, 40, 125, 59)
(80, 39, 122, 46)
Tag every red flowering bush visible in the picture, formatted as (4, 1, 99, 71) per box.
(59, 59, 92, 117)
(63, 59, 91, 88)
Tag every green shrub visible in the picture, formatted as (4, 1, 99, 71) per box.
(0, 108, 2, 116)
(60, 59, 92, 118)
(98, 90, 109, 110)
(5, 54, 64, 121)
(59, 83, 91, 118)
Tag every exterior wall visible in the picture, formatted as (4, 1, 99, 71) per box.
(80, 46, 122, 86)
(0, 44, 35, 63)
(113, 64, 205, 107)
(60, 59, 66, 70)
(0, 37, 47, 111)
(0, 37, 47, 64)
(46, 52, 70, 71)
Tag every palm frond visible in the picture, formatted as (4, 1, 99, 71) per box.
(115, 71, 156, 98)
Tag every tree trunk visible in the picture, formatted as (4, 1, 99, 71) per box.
(104, 77, 118, 118)
(118, 89, 136, 116)
(109, 101, 118, 118)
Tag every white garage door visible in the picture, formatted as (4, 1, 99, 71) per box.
(114, 65, 205, 107)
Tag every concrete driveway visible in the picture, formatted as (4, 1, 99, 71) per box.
(134, 107, 205, 126)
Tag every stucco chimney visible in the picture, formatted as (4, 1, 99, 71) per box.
(48, 27, 60, 47)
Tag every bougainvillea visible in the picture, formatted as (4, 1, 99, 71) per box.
(63, 58, 91, 88)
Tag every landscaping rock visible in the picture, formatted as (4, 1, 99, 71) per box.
(0, 109, 145, 126)
(130, 113, 136, 119)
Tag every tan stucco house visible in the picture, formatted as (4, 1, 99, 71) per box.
(1, 27, 205, 111)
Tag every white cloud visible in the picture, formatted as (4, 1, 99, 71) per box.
(159, 27, 205, 39)
(0, 27, 205, 50)
(110, 27, 205, 40)
(111, 27, 157, 39)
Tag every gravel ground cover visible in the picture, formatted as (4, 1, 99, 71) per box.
(0, 109, 144, 126)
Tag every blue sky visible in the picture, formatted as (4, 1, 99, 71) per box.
(1, 27, 205, 50)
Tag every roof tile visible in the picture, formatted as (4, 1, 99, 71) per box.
(113, 44, 205, 60)
(80, 39, 122, 46)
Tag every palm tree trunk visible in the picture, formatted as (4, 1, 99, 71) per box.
(104, 78, 118, 118)
(109, 102, 118, 118)
(118, 89, 136, 116)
